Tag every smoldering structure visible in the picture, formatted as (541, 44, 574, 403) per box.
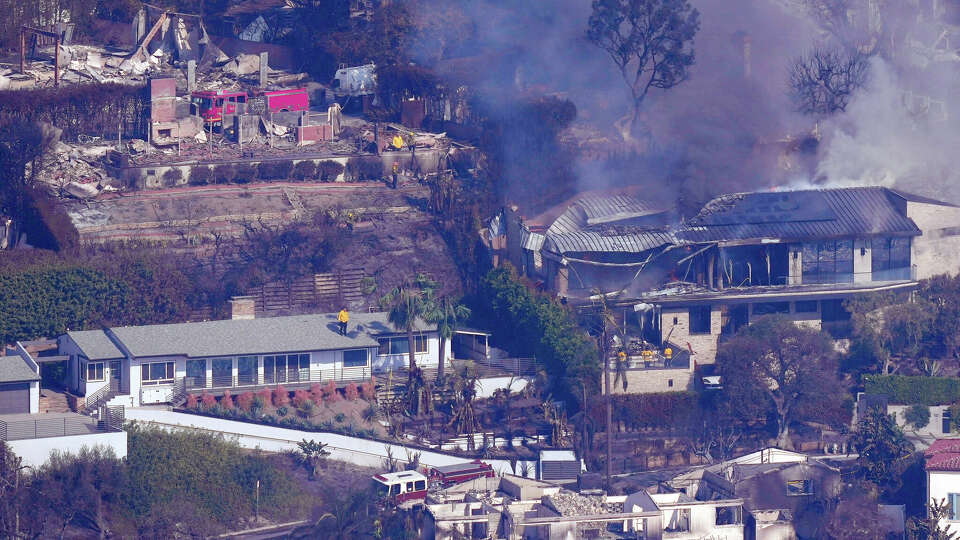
(487, 186, 960, 379)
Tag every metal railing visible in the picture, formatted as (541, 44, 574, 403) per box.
(81, 384, 116, 415)
(181, 366, 373, 392)
(0, 414, 122, 441)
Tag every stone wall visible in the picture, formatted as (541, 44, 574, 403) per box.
(604, 367, 694, 394)
(660, 305, 722, 364)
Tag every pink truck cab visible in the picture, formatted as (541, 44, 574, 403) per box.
(190, 88, 309, 125)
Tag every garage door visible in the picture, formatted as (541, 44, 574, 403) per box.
(0, 382, 29, 414)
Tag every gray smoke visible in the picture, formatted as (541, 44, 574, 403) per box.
(412, 1, 960, 206)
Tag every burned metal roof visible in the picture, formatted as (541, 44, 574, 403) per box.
(547, 230, 675, 254)
(543, 194, 674, 254)
(679, 187, 921, 243)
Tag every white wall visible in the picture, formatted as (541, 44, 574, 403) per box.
(124, 408, 518, 475)
(928, 470, 960, 530)
(890, 405, 952, 439)
(908, 201, 960, 279)
(6, 431, 128, 468)
(29, 381, 39, 414)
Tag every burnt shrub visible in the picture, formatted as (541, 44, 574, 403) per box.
(258, 159, 293, 181)
(291, 161, 316, 181)
(212, 164, 235, 184)
(189, 166, 213, 185)
(233, 163, 258, 184)
(162, 168, 183, 187)
(345, 156, 382, 181)
(317, 160, 345, 182)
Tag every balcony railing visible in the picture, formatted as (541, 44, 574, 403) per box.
(183, 366, 374, 391)
(0, 414, 122, 441)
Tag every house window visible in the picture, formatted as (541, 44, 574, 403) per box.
(85, 362, 105, 382)
(871, 237, 911, 280)
(665, 508, 690, 532)
(753, 302, 790, 315)
(141, 362, 175, 385)
(716, 505, 742, 525)
(950, 493, 960, 520)
(378, 336, 428, 355)
(343, 349, 368, 368)
(689, 306, 712, 334)
(795, 300, 819, 313)
(786, 479, 814, 496)
(414, 480, 425, 491)
(237, 356, 257, 385)
(802, 240, 854, 283)
(944, 409, 953, 435)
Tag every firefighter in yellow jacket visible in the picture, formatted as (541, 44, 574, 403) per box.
(338, 308, 349, 335)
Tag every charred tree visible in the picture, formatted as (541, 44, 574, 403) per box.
(587, 0, 700, 140)
(789, 48, 869, 116)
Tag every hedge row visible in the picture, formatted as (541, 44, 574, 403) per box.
(864, 375, 960, 405)
(188, 160, 346, 185)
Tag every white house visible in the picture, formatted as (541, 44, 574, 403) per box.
(925, 439, 960, 529)
(58, 311, 451, 410)
(0, 352, 126, 467)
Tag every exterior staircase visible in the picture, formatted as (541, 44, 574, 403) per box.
(38, 388, 72, 414)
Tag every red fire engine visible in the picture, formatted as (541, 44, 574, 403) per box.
(372, 471, 428, 504)
(429, 461, 495, 487)
(190, 88, 309, 125)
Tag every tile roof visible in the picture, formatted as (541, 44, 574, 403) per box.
(67, 312, 435, 361)
(0, 355, 40, 383)
(926, 439, 960, 471)
(679, 187, 922, 243)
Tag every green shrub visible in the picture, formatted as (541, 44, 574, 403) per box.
(189, 166, 213, 185)
(864, 375, 960, 405)
(317, 160, 345, 182)
(346, 156, 382, 181)
(291, 161, 316, 181)
(277, 406, 289, 417)
(212, 164, 235, 184)
(233, 164, 258, 184)
(905, 404, 931, 429)
(258, 159, 293, 180)
(334, 412, 347, 423)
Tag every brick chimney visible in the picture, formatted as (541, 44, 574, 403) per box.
(229, 296, 256, 320)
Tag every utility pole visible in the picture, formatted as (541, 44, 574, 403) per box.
(602, 316, 612, 489)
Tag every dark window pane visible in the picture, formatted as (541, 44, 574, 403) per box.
(392, 337, 410, 355)
(795, 301, 818, 313)
(689, 306, 712, 334)
(378, 339, 390, 355)
(753, 302, 790, 315)
(343, 349, 367, 368)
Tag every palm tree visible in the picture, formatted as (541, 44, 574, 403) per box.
(430, 296, 471, 383)
(381, 275, 436, 382)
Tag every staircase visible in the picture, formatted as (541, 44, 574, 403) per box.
(81, 385, 117, 416)
(38, 389, 71, 413)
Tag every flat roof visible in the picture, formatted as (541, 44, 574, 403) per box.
(67, 311, 435, 361)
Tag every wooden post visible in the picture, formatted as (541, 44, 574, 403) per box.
(19, 28, 25, 75)
(54, 36, 60, 87)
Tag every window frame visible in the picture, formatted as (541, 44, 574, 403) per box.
(343, 349, 368, 368)
(786, 479, 814, 496)
(950, 493, 960, 521)
(377, 336, 427, 355)
(85, 361, 105, 382)
(141, 361, 175, 386)
(688, 306, 712, 335)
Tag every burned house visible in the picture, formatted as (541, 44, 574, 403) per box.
(492, 187, 960, 390)
(670, 448, 842, 540)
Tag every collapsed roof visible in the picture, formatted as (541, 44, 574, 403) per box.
(540, 187, 928, 259)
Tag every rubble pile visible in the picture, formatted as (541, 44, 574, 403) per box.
(549, 491, 622, 516)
